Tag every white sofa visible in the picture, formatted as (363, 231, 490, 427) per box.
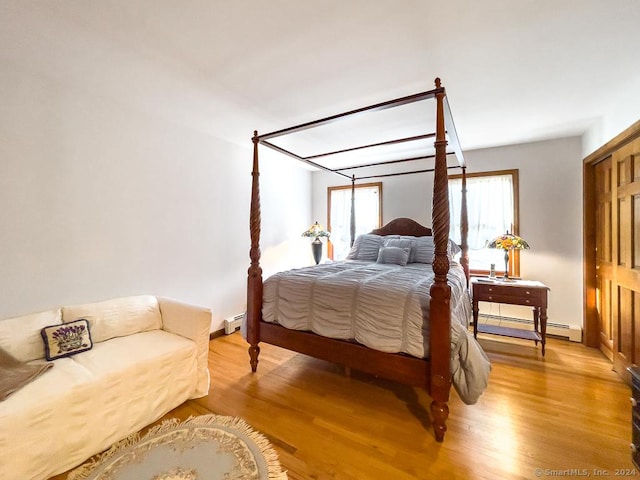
(0, 295, 211, 480)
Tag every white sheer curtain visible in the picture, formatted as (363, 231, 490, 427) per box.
(449, 174, 514, 272)
(330, 185, 380, 260)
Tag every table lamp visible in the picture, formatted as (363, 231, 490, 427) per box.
(487, 231, 530, 280)
(302, 221, 330, 265)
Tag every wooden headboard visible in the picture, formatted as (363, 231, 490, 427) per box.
(369, 217, 432, 237)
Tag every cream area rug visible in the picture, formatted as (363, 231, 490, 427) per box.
(68, 414, 287, 480)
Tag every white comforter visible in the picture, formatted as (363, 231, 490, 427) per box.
(262, 260, 490, 404)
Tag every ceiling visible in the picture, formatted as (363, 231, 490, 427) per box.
(2, 0, 639, 154)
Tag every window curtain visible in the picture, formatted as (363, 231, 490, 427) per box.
(330, 186, 380, 260)
(448, 174, 514, 270)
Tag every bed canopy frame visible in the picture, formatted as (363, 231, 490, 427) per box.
(247, 78, 469, 441)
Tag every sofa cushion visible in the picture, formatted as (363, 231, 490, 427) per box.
(41, 319, 93, 361)
(0, 309, 62, 362)
(0, 330, 198, 480)
(0, 356, 95, 480)
(62, 295, 162, 343)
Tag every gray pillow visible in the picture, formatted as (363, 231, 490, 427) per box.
(412, 236, 436, 263)
(398, 236, 460, 264)
(449, 240, 462, 258)
(376, 246, 411, 266)
(347, 234, 385, 261)
(384, 237, 418, 262)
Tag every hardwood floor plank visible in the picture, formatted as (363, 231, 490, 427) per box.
(51, 332, 634, 480)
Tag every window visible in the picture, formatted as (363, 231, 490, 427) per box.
(448, 170, 520, 276)
(328, 182, 382, 260)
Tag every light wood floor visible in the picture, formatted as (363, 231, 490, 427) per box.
(54, 332, 634, 480)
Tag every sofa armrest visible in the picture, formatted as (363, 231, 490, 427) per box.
(157, 297, 211, 398)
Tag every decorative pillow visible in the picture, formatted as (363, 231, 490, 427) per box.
(384, 237, 417, 262)
(376, 246, 411, 266)
(346, 234, 385, 261)
(41, 319, 93, 361)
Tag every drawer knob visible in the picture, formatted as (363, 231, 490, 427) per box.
(488, 296, 493, 301)
(525, 300, 530, 304)
(632, 397, 638, 407)
(488, 288, 494, 292)
(526, 291, 531, 295)
(632, 443, 638, 454)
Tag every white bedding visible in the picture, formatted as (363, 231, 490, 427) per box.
(262, 260, 490, 404)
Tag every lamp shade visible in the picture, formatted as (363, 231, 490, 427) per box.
(301, 221, 330, 239)
(487, 231, 529, 251)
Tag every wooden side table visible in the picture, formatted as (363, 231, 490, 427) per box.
(471, 277, 550, 355)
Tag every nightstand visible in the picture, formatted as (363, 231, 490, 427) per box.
(471, 277, 550, 355)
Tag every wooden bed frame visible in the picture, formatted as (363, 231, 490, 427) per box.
(246, 78, 469, 441)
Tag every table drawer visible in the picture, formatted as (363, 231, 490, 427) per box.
(476, 285, 544, 304)
(480, 292, 542, 306)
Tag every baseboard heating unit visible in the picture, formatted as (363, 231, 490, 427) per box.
(224, 313, 244, 335)
(477, 314, 582, 342)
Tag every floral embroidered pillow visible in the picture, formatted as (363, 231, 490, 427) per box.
(41, 319, 93, 361)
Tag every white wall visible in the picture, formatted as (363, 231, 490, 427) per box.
(582, 74, 640, 157)
(0, 19, 311, 332)
(467, 139, 583, 328)
(312, 137, 584, 329)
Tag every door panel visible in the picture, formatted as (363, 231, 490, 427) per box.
(595, 157, 614, 360)
(612, 138, 640, 377)
(635, 195, 640, 269)
(586, 122, 640, 383)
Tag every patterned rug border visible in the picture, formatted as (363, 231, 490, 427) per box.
(68, 414, 287, 480)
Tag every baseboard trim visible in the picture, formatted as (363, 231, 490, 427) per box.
(476, 314, 582, 342)
(209, 328, 225, 340)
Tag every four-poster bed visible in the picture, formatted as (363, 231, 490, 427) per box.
(246, 78, 489, 441)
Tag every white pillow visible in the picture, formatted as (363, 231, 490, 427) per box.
(0, 309, 62, 362)
(376, 246, 411, 266)
(62, 295, 162, 344)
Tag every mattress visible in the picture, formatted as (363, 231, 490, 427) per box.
(261, 260, 491, 404)
(263, 260, 471, 359)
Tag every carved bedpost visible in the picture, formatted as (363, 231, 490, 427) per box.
(247, 131, 263, 372)
(429, 78, 452, 442)
(350, 175, 356, 247)
(460, 167, 470, 285)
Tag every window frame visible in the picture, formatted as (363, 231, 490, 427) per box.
(327, 182, 383, 260)
(448, 169, 521, 277)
